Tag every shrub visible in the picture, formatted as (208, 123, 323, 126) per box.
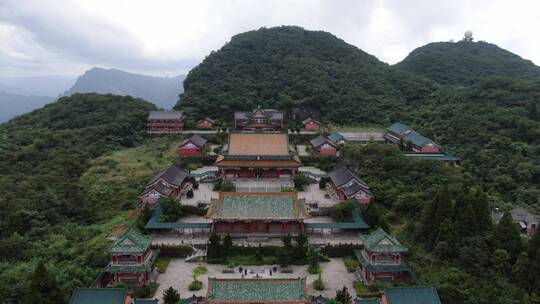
(193, 265, 208, 276)
(189, 280, 203, 291)
(213, 178, 223, 191)
(313, 274, 325, 291)
(320, 244, 361, 258)
(180, 205, 207, 216)
(152, 244, 194, 258)
(133, 283, 159, 298)
(331, 200, 357, 222)
(293, 175, 310, 190)
(156, 257, 171, 273)
(343, 256, 358, 273)
(221, 181, 236, 192)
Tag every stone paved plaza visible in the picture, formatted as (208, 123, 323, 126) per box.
(154, 258, 357, 302)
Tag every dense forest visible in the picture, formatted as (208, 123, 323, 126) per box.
(0, 94, 156, 303)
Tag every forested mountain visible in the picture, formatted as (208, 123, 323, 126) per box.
(394, 41, 540, 85)
(0, 94, 155, 302)
(0, 91, 53, 122)
(176, 26, 431, 124)
(65, 67, 185, 109)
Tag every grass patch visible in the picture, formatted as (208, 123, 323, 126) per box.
(343, 256, 359, 273)
(155, 257, 171, 273)
(193, 265, 208, 276)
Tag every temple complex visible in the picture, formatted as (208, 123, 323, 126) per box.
(203, 278, 309, 304)
(206, 192, 309, 236)
(103, 228, 158, 287)
(215, 133, 301, 178)
(354, 228, 410, 285)
(147, 111, 186, 133)
(234, 107, 284, 130)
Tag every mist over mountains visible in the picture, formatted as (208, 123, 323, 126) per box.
(0, 68, 185, 122)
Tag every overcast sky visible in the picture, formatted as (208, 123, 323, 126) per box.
(1, 0, 540, 78)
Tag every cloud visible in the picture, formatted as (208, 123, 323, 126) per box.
(0, 0, 539, 77)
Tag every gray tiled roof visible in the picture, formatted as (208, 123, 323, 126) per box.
(328, 164, 367, 188)
(310, 135, 335, 148)
(148, 165, 188, 187)
(148, 111, 185, 120)
(179, 134, 208, 148)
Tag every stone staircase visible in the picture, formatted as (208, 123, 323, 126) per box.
(185, 246, 207, 262)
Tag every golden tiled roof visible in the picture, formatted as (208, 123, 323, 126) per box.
(228, 133, 289, 156)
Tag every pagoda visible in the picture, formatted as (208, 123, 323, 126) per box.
(104, 227, 158, 287)
(354, 228, 411, 285)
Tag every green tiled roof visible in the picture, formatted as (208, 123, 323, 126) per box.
(354, 249, 410, 273)
(134, 300, 159, 304)
(207, 278, 307, 302)
(387, 122, 411, 134)
(328, 132, 344, 143)
(145, 204, 212, 230)
(402, 132, 439, 148)
(69, 288, 127, 304)
(384, 287, 441, 304)
(104, 250, 159, 273)
(355, 298, 380, 304)
(110, 227, 151, 254)
(359, 228, 407, 253)
(207, 193, 308, 220)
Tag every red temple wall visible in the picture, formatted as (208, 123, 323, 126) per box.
(304, 122, 320, 130)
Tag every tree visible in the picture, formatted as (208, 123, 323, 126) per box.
(293, 175, 310, 191)
(163, 286, 180, 304)
(335, 286, 352, 304)
(435, 219, 459, 258)
(528, 100, 538, 121)
(455, 201, 478, 238)
(418, 187, 454, 247)
(492, 212, 523, 259)
(513, 252, 531, 290)
(296, 232, 308, 248)
(319, 177, 329, 189)
(207, 233, 222, 259)
(223, 233, 233, 256)
(161, 197, 182, 222)
(282, 233, 292, 251)
(28, 261, 63, 304)
(307, 248, 320, 274)
(492, 249, 511, 275)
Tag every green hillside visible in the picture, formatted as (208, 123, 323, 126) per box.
(394, 41, 540, 85)
(177, 26, 414, 125)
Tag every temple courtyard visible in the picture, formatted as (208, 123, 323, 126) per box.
(154, 258, 357, 301)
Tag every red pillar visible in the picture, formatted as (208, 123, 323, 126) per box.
(265, 222, 269, 233)
(229, 223, 233, 233)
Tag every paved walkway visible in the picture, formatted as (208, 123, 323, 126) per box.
(296, 145, 309, 156)
(339, 131, 384, 142)
(154, 258, 357, 302)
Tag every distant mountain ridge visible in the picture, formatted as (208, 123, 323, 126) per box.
(0, 90, 53, 123)
(64, 67, 185, 109)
